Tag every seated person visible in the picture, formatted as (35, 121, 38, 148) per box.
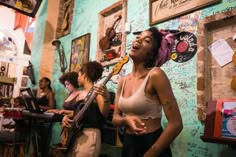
(36, 77, 55, 111)
(47, 71, 80, 147)
(10, 96, 26, 109)
(0, 96, 27, 142)
(35, 77, 55, 157)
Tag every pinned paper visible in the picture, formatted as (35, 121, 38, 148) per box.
(208, 39, 234, 67)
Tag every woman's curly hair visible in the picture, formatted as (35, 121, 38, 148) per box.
(80, 61, 104, 83)
(59, 71, 79, 88)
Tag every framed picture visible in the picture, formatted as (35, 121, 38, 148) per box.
(149, 0, 220, 25)
(69, 33, 90, 72)
(0, 0, 43, 17)
(97, 0, 127, 67)
(55, 0, 74, 38)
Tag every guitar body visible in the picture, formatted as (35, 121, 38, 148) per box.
(64, 101, 85, 152)
(105, 27, 116, 39)
(61, 12, 69, 31)
(99, 36, 111, 51)
(65, 123, 83, 152)
(61, 2, 70, 31)
(60, 127, 69, 147)
(99, 15, 122, 51)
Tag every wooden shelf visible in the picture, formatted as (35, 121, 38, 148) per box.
(0, 76, 16, 84)
(201, 101, 236, 146)
(201, 135, 236, 145)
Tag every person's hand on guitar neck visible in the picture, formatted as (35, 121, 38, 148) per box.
(62, 115, 73, 128)
(93, 84, 110, 102)
(93, 84, 111, 118)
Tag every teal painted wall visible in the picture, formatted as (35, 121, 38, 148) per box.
(31, 0, 236, 156)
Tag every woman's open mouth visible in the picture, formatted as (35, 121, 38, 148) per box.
(132, 43, 140, 50)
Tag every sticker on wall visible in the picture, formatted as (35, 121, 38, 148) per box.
(171, 31, 197, 63)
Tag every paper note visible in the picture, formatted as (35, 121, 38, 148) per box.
(208, 39, 234, 67)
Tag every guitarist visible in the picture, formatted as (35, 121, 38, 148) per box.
(62, 61, 110, 157)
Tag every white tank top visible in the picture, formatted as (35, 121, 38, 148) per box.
(118, 69, 162, 119)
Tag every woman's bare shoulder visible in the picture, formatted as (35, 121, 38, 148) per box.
(149, 67, 169, 84)
(150, 67, 166, 76)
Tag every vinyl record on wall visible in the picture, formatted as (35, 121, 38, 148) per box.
(171, 31, 197, 63)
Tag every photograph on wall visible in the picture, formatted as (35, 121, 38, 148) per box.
(149, 0, 220, 25)
(69, 33, 90, 72)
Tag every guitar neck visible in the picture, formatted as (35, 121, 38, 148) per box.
(107, 15, 122, 34)
(71, 55, 129, 127)
(72, 72, 113, 123)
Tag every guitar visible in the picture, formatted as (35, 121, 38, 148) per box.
(61, 1, 71, 31)
(99, 15, 122, 51)
(64, 55, 129, 152)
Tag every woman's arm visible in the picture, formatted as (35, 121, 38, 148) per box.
(59, 109, 74, 116)
(112, 77, 127, 126)
(144, 68, 183, 157)
(95, 85, 110, 117)
(48, 91, 55, 109)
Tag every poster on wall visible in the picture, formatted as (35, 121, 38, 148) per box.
(149, 0, 220, 25)
(69, 33, 90, 72)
